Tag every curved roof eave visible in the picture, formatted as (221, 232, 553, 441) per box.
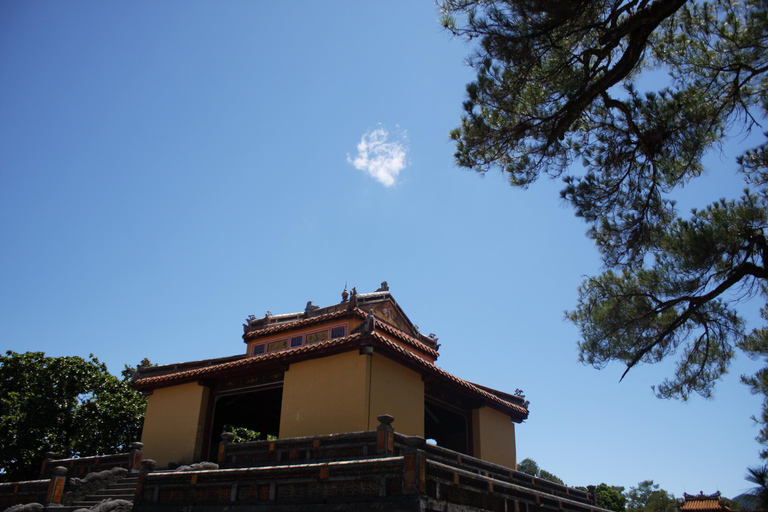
(133, 331, 528, 422)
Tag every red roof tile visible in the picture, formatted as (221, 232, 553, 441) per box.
(243, 307, 440, 360)
(243, 308, 354, 339)
(680, 493, 729, 512)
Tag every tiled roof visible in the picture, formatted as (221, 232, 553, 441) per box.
(367, 318, 439, 359)
(243, 307, 440, 360)
(680, 493, 728, 512)
(364, 331, 529, 418)
(680, 502, 724, 512)
(134, 332, 366, 389)
(243, 308, 354, 339)
(133, 328, 528, 420)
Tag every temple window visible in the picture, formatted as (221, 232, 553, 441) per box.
(306, 330, 328, 344)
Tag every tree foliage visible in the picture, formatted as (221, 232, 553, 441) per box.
(440, 0, 768, 454)
(222, 424, 277, 443)
(595, 483, 627, 512)
(516, 457, 565, 485)
(626, 480, 677, 512)
(746, 463, 768, 509)
(517, 457, 540, 476)
(0, 351, 146, 482)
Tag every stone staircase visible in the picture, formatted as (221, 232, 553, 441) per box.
(66, 474, 138, 510)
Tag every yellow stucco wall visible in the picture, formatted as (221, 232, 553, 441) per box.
(141, 381, 210, 466)
(279, 351, 370, 437)
(368, 353, 424, 435)
(471, 406, 516, 469)
(279, 350, 426, 438)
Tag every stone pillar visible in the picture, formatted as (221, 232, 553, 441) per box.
(403, 436, 426, 494)
(376, 414, 394, 455)
(587, 485, 597, 506)
(135, 459, 157, 504)
(46, 466, 67, 506)
(39, 451, 59, 478)
(218, 432, 235, 465)
(129, 442, 144, 472)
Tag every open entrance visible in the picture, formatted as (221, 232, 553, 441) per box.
(424, 399, 470, 455)
(206, 384, 283, 460)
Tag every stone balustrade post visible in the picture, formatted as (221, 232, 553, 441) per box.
(135, 459, 157, 503)
(376, 414, 395, 455)
(39, 451, 59, 478)
(129, 442, 144, 472)
(46, 466, 68, 507)
(218, 432, 235, 465)
(403, 436, 426, 494)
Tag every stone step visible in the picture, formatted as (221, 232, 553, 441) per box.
(67, 475, 139, 509)
(71, 499, 108, 507)
(107, 483, 137, 490)
(95, 488, 134, 496)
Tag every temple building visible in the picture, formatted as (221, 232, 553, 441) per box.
(133, 284, 529, 470)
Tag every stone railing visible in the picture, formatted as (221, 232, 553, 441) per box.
(133, 416, 603, 512)
(0, 479, 49, 510)
(218, 431, 393, 468)
(216, 414, 403, 469)
(0, 442, 144, 510)
(39, 442, 143, 479)
(136, 455, 407, 509)
(422, 442, 594, 505)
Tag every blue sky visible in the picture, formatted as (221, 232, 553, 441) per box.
(1, 1, 765, 499)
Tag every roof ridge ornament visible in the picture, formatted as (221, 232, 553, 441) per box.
(305, 301, 319, 317)
(376, 281, 389, 292)
(364, 306, 376, 334)
(341, 284, 349, 303)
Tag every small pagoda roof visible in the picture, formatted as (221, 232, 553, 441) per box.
(242, 284, 439, 352)
(242, 305, 439, 361)
(680, 492, 731, 512)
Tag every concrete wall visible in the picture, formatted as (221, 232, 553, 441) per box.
(141, 381, 210, 466)
(471, 406, 516, 469)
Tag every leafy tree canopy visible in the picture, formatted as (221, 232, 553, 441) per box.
(627, 480, 677, 512)
(595, 483, 628, 512)
(723, 496, 744, 511)
(516, 457, 565, 485)
(222, 424, 277, 443)
(746, 463, 768, 509)
(517, 457, 540, 476)
(0, 351, 146, 482)
(440, 0, 768, 454)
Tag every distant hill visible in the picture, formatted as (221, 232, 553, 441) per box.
(732, 493, 760, 510)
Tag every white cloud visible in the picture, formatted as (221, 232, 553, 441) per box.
(347, 125, 408, 187)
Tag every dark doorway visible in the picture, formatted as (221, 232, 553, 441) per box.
(424, 400, 470, 455)
(206, 385, 283, 460)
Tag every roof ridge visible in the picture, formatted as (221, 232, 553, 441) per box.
(134, 332, 365, 389)
(134, 331, 527, 420)
(351, 307, 439, 358)
(243, 308, 362, 340)
(366, 332, 528, 417)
